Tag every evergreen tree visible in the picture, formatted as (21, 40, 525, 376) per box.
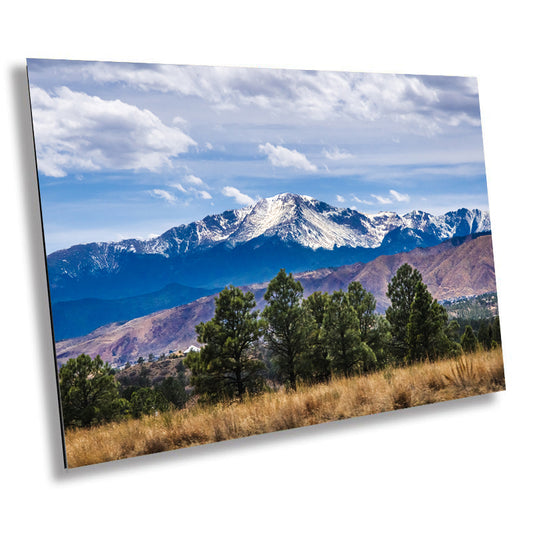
(477, 321, 492, 350)
(185, 286, 264, 402)
(263, 269, 309, 389)
(157, 374, 188, 409)
(346, 281, 390, 366)
(347, 281, 376, 342)
(445, 320, 461, 344)
(59, 354, 125, 427)
(130, 387, 169, 418)
(406, 281, 450, 361)
(301, 291, 331, 383)
(366, 315, 393, 367)
(386, 264, 423, 361)
(461, 325, 478, 353)
(322, 291, 376, 376)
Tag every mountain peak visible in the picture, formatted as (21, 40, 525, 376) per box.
(47, 196, 491, 303)
(262, 192, 315, 205)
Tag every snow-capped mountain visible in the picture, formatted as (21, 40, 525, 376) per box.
(47, 193, 490, 303)
(55, 233, 497, 363)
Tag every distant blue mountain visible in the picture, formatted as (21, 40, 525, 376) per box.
(47, 193, 491, 304)
(51, 282, 220, 341)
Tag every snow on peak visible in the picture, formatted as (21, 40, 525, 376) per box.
(54, 194, 491, 269)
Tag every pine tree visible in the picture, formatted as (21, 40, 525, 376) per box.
(445, 320, 461, 344)
(157, 374, 188, 409)
(461, 325, 478, 353)
(301, 291, 331, 383)
(322, 291, 376, 376)
(385, 264, 423, 361)
(406, 281, 450, 361)
(406, 281, 434, 361)
(185, 286, 264, 402)
(262, 269, 309, 389)
(59, 353, 125, 427)
(130, 387, 169, 418)
(346, 281, 390, 366)
(366, 315, 393, 367)
(347, 281, 376, 342)
(477, 321, 492, 350)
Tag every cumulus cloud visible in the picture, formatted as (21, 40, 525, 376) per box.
(30, 86, 196, 177)
(197, 190, 212, 200)
(150, 189, 176, 203)
(336, 195, 346, 203)
(259, 143, 317, 172)
(42, 61, 480, 133)
(222, 186, 254, 205)
(389, 189, 410, 202)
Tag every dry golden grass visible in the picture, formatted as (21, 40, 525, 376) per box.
(65, 348, 505, 468)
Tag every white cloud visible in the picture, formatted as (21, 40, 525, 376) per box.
(389, 189, 410, 202)
(351, 195, 374, 205)
(371, 194, 393, 205)
(170, 177, 211, 200)
(259, 143, 317, 172)
(184, 174, 207, 188)
(222, 186, 254, 205)
(30, 86, 196, 177)
(172, 115, 188, 126)
(171, 183, 188, 193)
(363, 190, 410, 205)
(32, 62, 481, 136)
(205, 142, 213, 150)
(150, 189, 176, 203)
(336, 195, 346, 203)
(323, 147, 353, 160)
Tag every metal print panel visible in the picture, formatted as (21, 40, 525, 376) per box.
(27, 59, 505, 468)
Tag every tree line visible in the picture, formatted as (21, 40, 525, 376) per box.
(184, 264, 502, 403)
(59, 355, 188, 428)
(59, 263, 502, 427)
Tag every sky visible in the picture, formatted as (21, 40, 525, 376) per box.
(27, 59, 490, 252)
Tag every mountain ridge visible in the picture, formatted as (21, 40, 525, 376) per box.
(55, 232, 496, 366)
(51, 282, 222, 341)
(47, 193, 491, 302)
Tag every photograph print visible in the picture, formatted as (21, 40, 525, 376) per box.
(27, 59, 505, 468)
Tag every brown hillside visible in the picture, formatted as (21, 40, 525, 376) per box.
(56, 234, 496, 365)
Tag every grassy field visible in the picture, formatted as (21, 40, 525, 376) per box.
(65, 348, 505, 468)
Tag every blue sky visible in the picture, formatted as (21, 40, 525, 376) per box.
(27, 59, 489, 252)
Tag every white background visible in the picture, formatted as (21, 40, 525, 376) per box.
(1, 2, 531, 531)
